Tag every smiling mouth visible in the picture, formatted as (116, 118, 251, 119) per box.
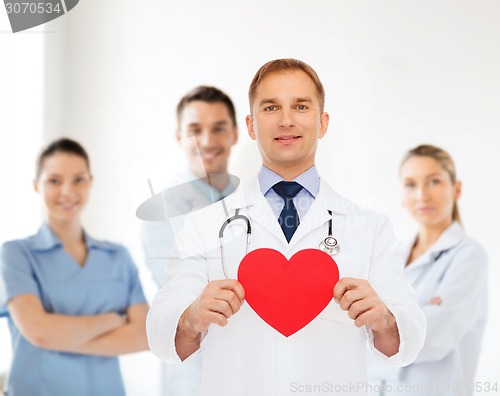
(199, 151, 221, 161)
(275, 135, 301, 141)
(417, 207, 434, 213)
(57, 202, 79, 210)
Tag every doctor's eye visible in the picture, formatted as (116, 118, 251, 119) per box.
(429, 178, 441, 186)
(403, 182, 415, 189)
(295, 104, 308, 110)
(74, 176, 88, 184)
(213, 126, 227, 133)
(47, 178, 61, 185)
(263, 105, 278, 112)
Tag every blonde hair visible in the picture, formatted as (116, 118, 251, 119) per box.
(400, 144, 461, 224)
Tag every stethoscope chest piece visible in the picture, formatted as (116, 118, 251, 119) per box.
(319, 209, 340, 256)
(319, 236, 340, 256)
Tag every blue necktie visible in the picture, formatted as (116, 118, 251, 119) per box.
(272, 181, 303, 243)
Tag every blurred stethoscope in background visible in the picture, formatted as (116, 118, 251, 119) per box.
(218, 209, 340, 278)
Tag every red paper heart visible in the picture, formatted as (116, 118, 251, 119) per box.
(238, 248, 339, 337)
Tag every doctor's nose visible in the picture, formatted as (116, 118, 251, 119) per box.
(415, 185, 430, 201)
(279, 109, 295, 129)
(197, 130, 214, 148)
(60, 182, 76, 196)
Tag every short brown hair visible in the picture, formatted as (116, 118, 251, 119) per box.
(248, 58, 326, 113)
(400, 144, 461, 224)
(176, 86, 237, 129)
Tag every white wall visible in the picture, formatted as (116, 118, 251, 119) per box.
(0, 5, 44, 379)
(2, 0, 499, 394)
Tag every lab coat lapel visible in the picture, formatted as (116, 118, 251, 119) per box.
(404, 221, 465, 272)
(288, 179, 348, 250)
(226, 176, 289, 247)
(287, 190, 329, 250)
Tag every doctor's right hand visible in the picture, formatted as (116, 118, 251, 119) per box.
(179, 279, 245, 336)
(175, 280, 245, 360)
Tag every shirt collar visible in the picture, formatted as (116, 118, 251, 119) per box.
(191, 174, 239, 202)
(258, 165, 320, 198)
(31, 223, 62, 251)
(31, 223, 114, 252)
(83, 231, 115, 251)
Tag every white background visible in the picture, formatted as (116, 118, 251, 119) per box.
(1, 1, 499, 394)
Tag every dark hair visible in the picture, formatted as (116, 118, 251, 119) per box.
(400, 144, 461, 224)
(35, 138, 91, 180)
(176, 86, 237, 129)
(248, 58, 326, 113)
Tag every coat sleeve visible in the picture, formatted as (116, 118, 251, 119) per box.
(412, 241, 488, 363)
(367, 215, 427, 366)
(145, 212, 209, 363)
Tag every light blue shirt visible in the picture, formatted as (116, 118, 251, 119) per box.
(258, 164, 319, 221)
(191, 175, 239, 205)
(0, 223, 147, 396)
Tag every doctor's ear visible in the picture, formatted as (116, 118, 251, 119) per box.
(246, 115, 256, 141)
(175, 130, 182, 144)
(454, 180, 462, 201)
(33, 180, 39, 193)
(319, 112, 330, 139)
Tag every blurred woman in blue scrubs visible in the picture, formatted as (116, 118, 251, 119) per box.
(0, 138, 149, 396)
(368, 145, 489, 396)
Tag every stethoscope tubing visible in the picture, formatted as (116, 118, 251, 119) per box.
(218, 208, 339, 278)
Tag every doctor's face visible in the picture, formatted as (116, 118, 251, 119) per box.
(34, 152, 92, 225)
(400, 156, 461, 228)
(246, 70, 329, 177)
(177, 101, 238, 178)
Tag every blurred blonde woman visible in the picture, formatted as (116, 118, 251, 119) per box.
(368, 144, 488, 396)
(0, 138, 149, 396)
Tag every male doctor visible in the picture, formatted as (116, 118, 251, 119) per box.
(147, 59, 426, 396)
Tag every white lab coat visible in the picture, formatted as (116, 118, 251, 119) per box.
(147, 176, 426, 396)
(140, 174, 240, 396)
(367, 222, 489, 396)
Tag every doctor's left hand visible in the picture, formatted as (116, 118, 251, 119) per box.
(333, 277, 400, 356)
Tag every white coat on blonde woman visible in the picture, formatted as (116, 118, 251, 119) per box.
(368, 222, 488, 396)
(368, 146, 489, 396)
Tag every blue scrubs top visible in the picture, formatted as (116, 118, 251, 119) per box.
(0, 224, 147, 396)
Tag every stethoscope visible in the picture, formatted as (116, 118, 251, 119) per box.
(218, 208, 340, 278)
